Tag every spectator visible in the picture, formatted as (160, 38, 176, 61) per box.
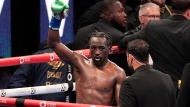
(8, 40, 75, 102)
(126, 0, 172, 31)
(119, 39, 176, 107)
(124, 2, 161, 65)
(125, 2, 160, 35)
(77, 0, 133, 32)
(118, 0, 190, 94)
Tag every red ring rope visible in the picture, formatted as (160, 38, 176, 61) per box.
(0, 97, 114, 107)
(0, 46, 125, 67)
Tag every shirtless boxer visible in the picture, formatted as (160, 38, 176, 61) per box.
(48, 1, 126, 106)
(48, 29, 126, 106)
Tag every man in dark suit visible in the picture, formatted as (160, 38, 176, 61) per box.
(118, 0, 190, 94)
(119, 39, 176, 107)
(77, 0, 133, 31)
(177, 63, 190, 107)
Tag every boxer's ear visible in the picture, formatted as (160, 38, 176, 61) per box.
(109, 48, 113, 54)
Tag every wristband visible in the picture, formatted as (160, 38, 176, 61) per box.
(49, 16, 62, 30)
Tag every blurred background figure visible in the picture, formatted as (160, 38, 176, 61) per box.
(77, 0, 133, 32)
(126, 0, 172, 31)
(0, 57, 13, 89)
(124, 2, 160, 35)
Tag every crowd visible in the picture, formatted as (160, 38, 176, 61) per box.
(0, 0, 190, 107)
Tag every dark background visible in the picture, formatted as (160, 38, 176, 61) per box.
(9, 0, 40, 72)
(11, 0, 40, 57)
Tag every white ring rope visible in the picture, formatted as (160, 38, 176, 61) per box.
(0, 83, 75, 97)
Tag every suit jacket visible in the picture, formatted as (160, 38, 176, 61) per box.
(74, 18, 126, 50)
(119, 65, 176, 107)
(119, 15, 190, 93)
(177, 63, 190, 107)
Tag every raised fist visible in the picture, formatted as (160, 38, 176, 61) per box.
(51, 0, 69, 19)
(49, 0, 69, 30)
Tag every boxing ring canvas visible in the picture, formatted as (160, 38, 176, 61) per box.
(40, 0, 75, 44)
(0, 0, 11, 57)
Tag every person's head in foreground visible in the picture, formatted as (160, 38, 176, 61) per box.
(126, 39, 149, 72)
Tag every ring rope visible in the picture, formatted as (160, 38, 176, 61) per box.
(0, 46, 125, 67)
(0, 97, 115, 107)
(0, 83, 75, 97)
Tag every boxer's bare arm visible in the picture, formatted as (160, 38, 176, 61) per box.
(115, 68, 126, 107)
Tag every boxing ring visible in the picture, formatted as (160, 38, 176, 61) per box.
(0, 46, 125, 107)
